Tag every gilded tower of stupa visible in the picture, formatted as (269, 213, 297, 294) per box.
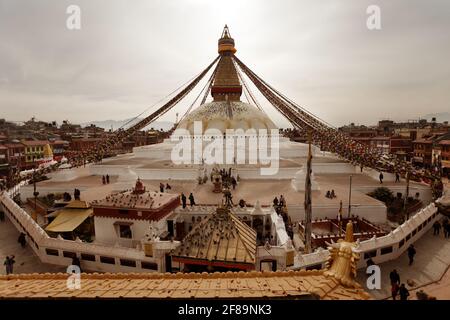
(177, 25, 277, 134)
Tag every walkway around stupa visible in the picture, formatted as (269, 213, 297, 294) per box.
(357, 227, 450, 299)
(357, 178, 450, 300)
(0, 217, 66, 275)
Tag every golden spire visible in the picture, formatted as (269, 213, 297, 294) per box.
(345, 221, 354, 242)
(323, 220, 360, 288)
(212, 25, 242, 102)
(218, 25, 236, 54)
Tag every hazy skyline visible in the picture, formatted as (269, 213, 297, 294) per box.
(1, 0, 449, 128)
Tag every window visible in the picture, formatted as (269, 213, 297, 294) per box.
(406, 234, 411, 241)
(120, 259, 136, 267)
(141, 261, 158, 270)
(46, 248, 59, 256)
(399, 239, 405, 248)
(100, 256, 116, 264)
(380, 246, 393, 255)
(119, 224, 132, 239)
(364, 250, 377, 259)
(63, 251, 77, 259)
(81, 253, 96, 261)
(412, 229, 417, 237)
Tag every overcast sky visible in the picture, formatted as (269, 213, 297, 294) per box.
(0, 0, 449, 128)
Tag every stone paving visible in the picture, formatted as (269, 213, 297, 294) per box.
(357, 222, 450, 300)
(0, 217, 65, 276)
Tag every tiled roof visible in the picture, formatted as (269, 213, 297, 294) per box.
(0, 270, 370, 299)
(91, 190, 179, 211)
(21, 140, 49, 146)
(171, 208, 257, 267)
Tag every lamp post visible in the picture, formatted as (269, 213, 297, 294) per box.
(32, 167, 39, 222)
(347, 175, 353, 218)
(404, 172, 410, 220)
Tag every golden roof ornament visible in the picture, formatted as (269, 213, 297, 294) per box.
(43, 144, 53, 158)
(323, 221, 360, 288)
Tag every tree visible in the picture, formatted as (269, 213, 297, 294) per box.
(368, 187, 394, 204)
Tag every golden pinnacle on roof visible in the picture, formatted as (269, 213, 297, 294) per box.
(218, 24, 236, 54)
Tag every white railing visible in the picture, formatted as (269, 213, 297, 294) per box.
(0, 190, 161, 273)
(288, 197, 442, 270)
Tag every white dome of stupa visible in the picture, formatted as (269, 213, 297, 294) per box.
(177, 101, 277, 135)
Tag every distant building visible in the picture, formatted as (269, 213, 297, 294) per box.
(370, 136, 390, 154)
(413, 137, 434, 167)
(389, 135, 412, 160)
(70, 137, 103, 152)
(21, 140, 49, 169)
(438, 140, 450, 177)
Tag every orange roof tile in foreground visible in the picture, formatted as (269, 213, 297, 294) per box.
(0, 222, 370, 300)
(0, 270, 369, 300)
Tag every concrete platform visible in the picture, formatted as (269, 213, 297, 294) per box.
(0, 217, 66, 275)
(357, 225, 450, 300)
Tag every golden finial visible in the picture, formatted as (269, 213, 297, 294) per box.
(345, 221, 354, 242)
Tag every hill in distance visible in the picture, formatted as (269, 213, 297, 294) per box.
(81, 118, 174, 131)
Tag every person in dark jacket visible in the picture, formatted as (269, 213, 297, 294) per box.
(407, 244, 416, 266)
(181, 193, 187, 209)
(389, 269, 401, 286)
(433, 221, 441, 235)
(3, 255, 15, 275)
(188, 193, 196, 207)
(18, 232, 26, 248)
(399, 284, 410, 300)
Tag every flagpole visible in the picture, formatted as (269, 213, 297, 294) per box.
(347, 175, 353, 218)
(304, 131, 313, 254)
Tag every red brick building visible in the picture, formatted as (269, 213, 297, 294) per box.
(389, 135, 412, 160)
(70, 138, 103, 152)
(413, 138, 433, 167)
(438, 140, 450, 177)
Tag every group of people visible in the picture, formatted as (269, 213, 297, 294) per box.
(180, 192, 196, 208)
(102, 174, 110, 185)
(433, 218, 450, 238)
(389, 269, 410, 300)
(212, 168, 238, 190)
(159, 182, 172, 193)
(325, 190, 337, 199)
(273, 195, 286, 207)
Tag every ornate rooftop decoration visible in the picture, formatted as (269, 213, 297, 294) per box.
(323, 221, 361, 288)
(171, 207, 257, 269)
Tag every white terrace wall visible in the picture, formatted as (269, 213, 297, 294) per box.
(289, 199, 442, 271)
(0, 191, 164, 273)
(287, 203, 387, 224)
(1, 188, 443, 273)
